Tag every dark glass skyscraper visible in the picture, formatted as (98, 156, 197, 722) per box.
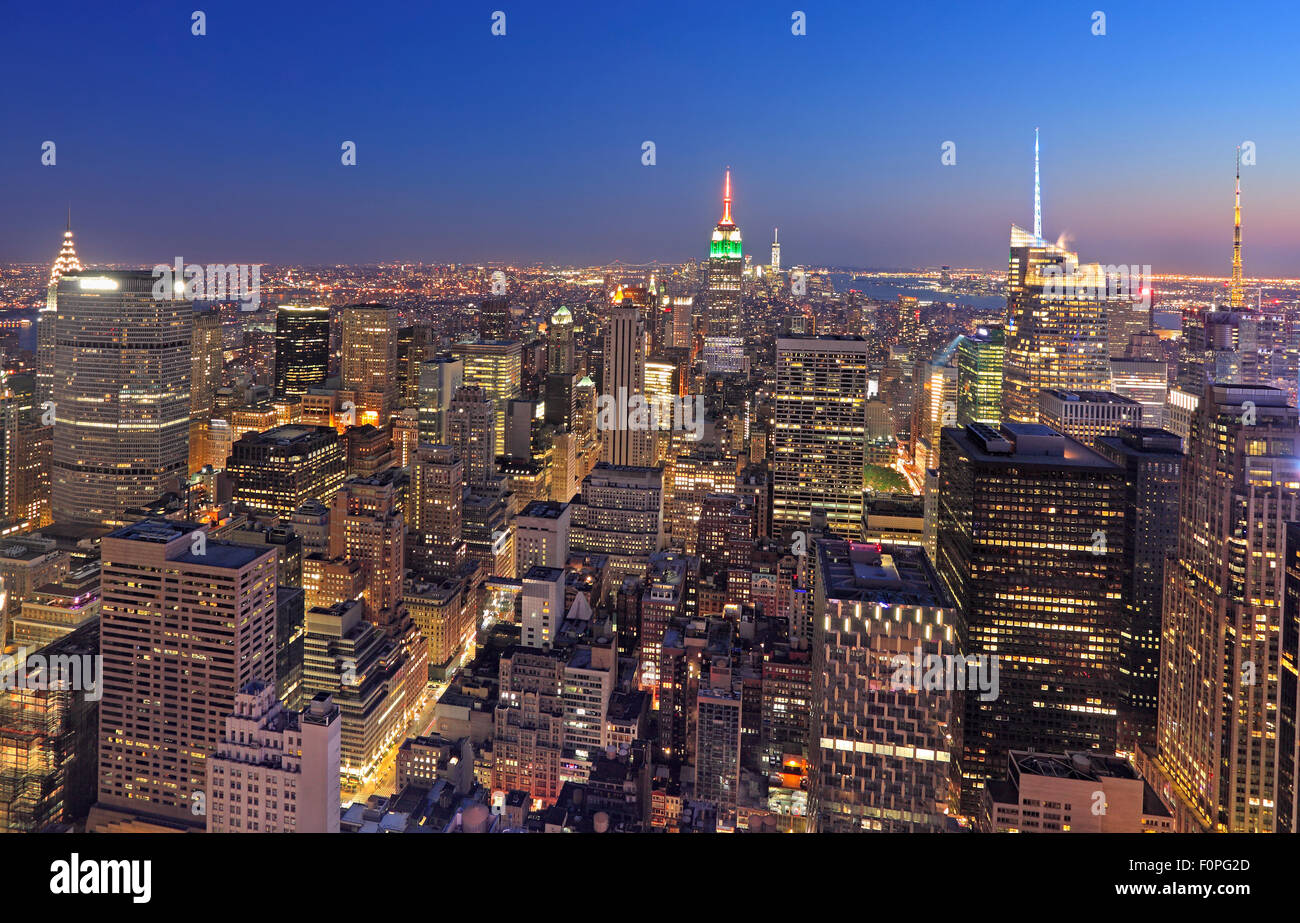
(936, 422, 1127, 814)
(274, 304, 330, 396)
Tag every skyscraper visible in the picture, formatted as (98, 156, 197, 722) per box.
(956, 325, 1004, 426)
(1094, 426, 1183, 752)
(329, 470, 406, 628)
(600, 301, 652, 468)
(1002, 227, 1113, 422)
(275, 304, 330, 396)
(53, 272, 192, 527)
(773, 336, 870, 537)
(417, 356, 463, 446)
(227, 425, 347, 518)
(936, 422, 1128, 814)
(39, 212, 82, 407)
(189, 306, 223, 475)
(1230, 146, 1244, 309)
(408, 444, 466, 581)
(446, 385, 497, 487)
(452, 339, 522, 453)
(341, 303, 399, 423)
(94, 520, 277, 829)
(705, 168, 743, 338)
(1153, 385, 1298, 832)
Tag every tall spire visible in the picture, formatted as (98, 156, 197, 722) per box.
(1231, 146, 1244, 309)
(1033, 128, 1042, 241)
(720, 167, 733, 226)
(49, 210, 83, 286)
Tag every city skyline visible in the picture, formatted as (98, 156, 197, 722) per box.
(4, 1, 1300, 275)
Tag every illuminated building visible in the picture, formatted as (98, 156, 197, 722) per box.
(329, 469, 405, 627)
(982, 751, 1172, 833)
(452, 340, 521, 453)
(705, 168, 743, 339)
(408, 444, 466, 581)
(770, 226, 781, 273)
(1037, 389, 1144, 447)
(0, 619, 98, 832)
(52, 272, 192, 528)
(1002, 228, 1112, 422)
(446, 385, 497, 488)
(397, 324, 435, 409)
(600, 302, 651, 468)
(664, 450, 736, 553)
(1, 372, 51, 531)
(341, 303, 399, 422)
(515, 500, 571, 573)
(1164, 385, 1198, 444)
(94, 520, 277, 829)
(302, 554, 363, 613)
(912, 339, 960, 477)
(1230, 146, 1244, 309)
(569, 463, 664, 588)
(0, 537, 69, 648)
(39, 212, 82, 406)
(956, 325, 1004, 426)
(1109, 358, 1168, 429)
(417, 356, 463, 446)
(478, 296, 511, 341)
(760, 645, 811, 773)
(545, 306, 576, 427)
(274, 304, 330, 397)
(936, 423, 1127, 815)
(1152, 385, 1298, 832)
(810, 539, 961, 832)
(773, 336, 870, 538)
(561, 637, 617, 785)
(188, 307, 223, 475)
(227, 425, 346, 518)
(403, 577, 475, 680)
(206, 682, 340, 833)
(301, 598, 427, 787)
(1094, 427, 1183, 752)
(695, 688, 742, 830)
(494, 646, 566, 804)
(11, 563, 99, 648)
(462, 489, 513, 578)
(343, 423, 393, 478)
(521, 565, 565, 650)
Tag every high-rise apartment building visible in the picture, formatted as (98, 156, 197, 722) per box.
(53, 272, 192, 527)
(95, 520, 277, 828)
(695, 688, 742, 830)
(773, 336, 870, 537)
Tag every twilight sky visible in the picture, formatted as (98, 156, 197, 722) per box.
(2, 0, 1298, 275)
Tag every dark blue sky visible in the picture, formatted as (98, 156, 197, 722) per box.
(3, 0, 1298, 274)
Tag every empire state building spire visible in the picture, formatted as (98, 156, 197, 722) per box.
(720, 167, 734, 226)
(1230, 147, 1244, 309)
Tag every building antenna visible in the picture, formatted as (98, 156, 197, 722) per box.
(1033, 128, 1042, 241)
